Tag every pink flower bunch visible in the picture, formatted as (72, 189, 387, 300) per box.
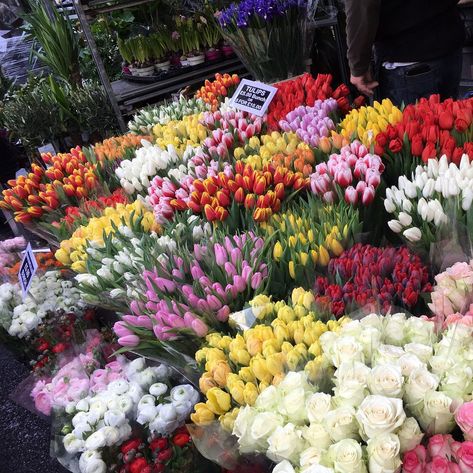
(88, 356, 129, 393)
(402, 435, 473, 473)
(456, 401, 473, 441)
(278, 98, 338, 147)
(429, 261, 473, 319)
(0, 236, 26, 273)
(310, 140, 384, 205)
(115, 232, 269, 345)
(200, 110, 264, 158)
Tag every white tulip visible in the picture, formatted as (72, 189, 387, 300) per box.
(398, 212, 412, 226)
(403, 227, 422, 242)
(388, 220, 403, 233)
(384, 199, 396, 213)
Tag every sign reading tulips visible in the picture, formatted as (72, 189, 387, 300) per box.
(230, 79, 277, 116)
(19, 243, 38, 300)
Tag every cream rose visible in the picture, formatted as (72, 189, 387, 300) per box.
(327, 336, 365, 368)
(324, 406, 359, 442)
(328, 439, 366, 473)
(301, 423, 332, 450)
(383, 313, 407, 346)
(368, 364, 403, 398)
(373, 345, 405, 366)
(267, 423, 305, 463)
(404, 343, 433, 364)
(405, 368, 439, 406)
(278, 387, 309, 423)
(300, 446, 323, 468)
(397, 353, 425, 377)
(420, 391, 455, 434)
(356, 395, 406, 440)
(273, 461, 296, 473)
(396, 417, 423, 453)
(249, 412, 284, 450)
(306, 393, 332, 423)
(367, 433, 401, 473)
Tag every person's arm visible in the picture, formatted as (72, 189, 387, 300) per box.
(345, 0, 381, 95)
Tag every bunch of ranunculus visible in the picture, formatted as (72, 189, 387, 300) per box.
(191, 289, 349, 430)
(115, 231, 270, 346)
(0, 236, 26, 276)
(278, 99, 338, 148)
(384, 155, 473, 249)
(115, 140, 180, 196)
(402, 435, 473, 473)
(310, 140, 383, 206)
(128, 96, 209, 134)
(232, 312, 473, 473)
(1, 271, 87, 338)
(313, 244, 432, 317)
(61, 358, 170, 473)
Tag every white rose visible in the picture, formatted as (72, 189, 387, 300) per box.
(368, 364, 403, 398)
(328, 439, 366, 473)
(373, 345, 405, 366)
(108, 379, 129, 395)
(301, 423, 332, 450)
(356, 395, 406, 440)
(404, 318, 436, 345)
(360, 313, 383, 330)
(419, 391, 455, 433)
(306, 393, 332, 423)
(103, 409, 125, 427)
(333, 362, 371, 408)
(267, 423, 305, 463)
(324, 406, 359, 442)
(278, 372, 309, 393)
(383, 313, 407, 346)
(84, 430, 107, 450)
(328, 336, 365, 368)
(397, 353, 425, 377)
(273, 461, 296, 473)
(440, 364, 473, 400)
(234, 406, 256, 451)
(357, 326, 382, 360)
(367, 433, 401, 473)
(255, 385, 280, 412)
(101, 426, 120, 446)
(300, 446, 323, 467)
(249, 412, 284, 450)
(301, 465, 335, 473)
(405, 368, 439, 406)
(149, 383, 168, 397)
(404, 343, 433, 364)
(278, 387, 308, 423)
(63, 433, 85, 454)
(396, 417, 423, 453)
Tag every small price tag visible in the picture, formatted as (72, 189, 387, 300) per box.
(15, 168, 28, 178)
(38, 143, 56, 156)
(230, 79, 277, 117)
(18, 243, 38, 300)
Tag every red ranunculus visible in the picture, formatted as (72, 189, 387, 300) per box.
(129, 458, 149, 473)
(153, 462, 165, 473)
(157, 448, 173, 462)
(150, 437, 168, 452)
(172, 433, 191, 447)
(121, 438, 142, 455)
(52, 342, 68, 354)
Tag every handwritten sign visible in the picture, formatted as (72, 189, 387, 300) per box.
(18, 243, 38, 300)
(230, 79, 277, 116)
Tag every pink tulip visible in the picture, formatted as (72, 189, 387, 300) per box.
(344, 186, 358, 205)
(118, 335, 140, 347)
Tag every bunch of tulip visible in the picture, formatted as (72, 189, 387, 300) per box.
(55, 200, 158, 273)
(384, 155, 473, 250)
(116, 140, 180, 196)
(200, 110, 265, 159)
(260, 198, 361, 288)
(270, 149, 317, 177)
(375, 95, 473, 182)
(278, 99, 339, 148)
(0, 147, 100, 225)
(234, 132, 309, 169)
(195, 73, 241, 110)
(313, 243, 432, 317)
(128, 96, 210, 134)
(339, 98, 403, 148)
(309, 140, 384, 206)
(190, 288, 349, 430)
(267, 73, 358, 130)
(92, 134, 152, 164)
(116, 231, 270, 346)
(188, 161, 309, 225)
(152, 114, 208, 155)
(402, 435, 473, 473)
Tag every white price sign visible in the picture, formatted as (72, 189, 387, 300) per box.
(230, 79, 277, 117)
(18, 243, 38, 300)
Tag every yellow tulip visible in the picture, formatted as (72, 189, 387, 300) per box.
(266, 352, 286, 376)
(250, 357, 271, 383)
(289, 261, 296, 279)
(220, 408, 240, 432)
(318, 245, 330, 266)
(229, 381, 245, 405)
(206, 387, 231, 415)
(211, 360, 232, 387)
(199, 372, 218, 394)
(239, 367, 256, 383)
(243, 383, 259, 405)
(229, 349, 251, 366)
(191, 403, 215, 425)
(273, 241, 284, 261)
(299, 252, 309, 266)
(330, 239, 344, 257)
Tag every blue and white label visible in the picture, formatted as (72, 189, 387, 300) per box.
(19, 243, 38, 300)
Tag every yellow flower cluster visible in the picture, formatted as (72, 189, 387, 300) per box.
(55, 201, 158, 272)
(152, 114, 208, 154)
(234, 132, 309, 169)
(339, 99, 402, 147)
(260, 200, 360, 284)
(190, 289, 349, 430)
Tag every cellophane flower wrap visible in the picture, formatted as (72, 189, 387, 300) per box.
(217, 0, 318, 82)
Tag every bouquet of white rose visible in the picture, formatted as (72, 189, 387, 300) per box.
(232, 313, 473, 473)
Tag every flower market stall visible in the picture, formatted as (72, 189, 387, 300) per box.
(1, 4, 473, 471)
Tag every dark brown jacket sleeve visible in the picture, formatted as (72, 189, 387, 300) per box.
(345, 0, 381, 76)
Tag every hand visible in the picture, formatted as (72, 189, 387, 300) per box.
(350, 72, 379, 96)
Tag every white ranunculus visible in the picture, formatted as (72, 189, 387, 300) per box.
(328, 439, 366, 473)
(63, 433, 85, 454)
(137, 404, 158, 424)
(324, 406, 359, 442)
(301, 423, 331, 450)
(396, 417, 423, 453)
(76, 399, 89, 412)
(84, 430, 107, 450)
(127, 384, 144, 403)
(79, 450, 101, 471)
(420, 391, 455, 433)
(397, 353, 425, 377)
(132, 367, 157, 388)
(170, 384, 199, 406)
(83, 457, 107, 473)
(89, 399, 107, 417)
(356, 395, 406, 440)
(117, 395, 134, 414)
(103, 409, 125, 427)
(158, 403, 177, 422)
(367, 433, 401, 473)
(273, 460, 296, 473)
(108, 379, 129, 395)
(249, 412, 284, 450)
(73, 411, 90, 428)
(126, 357, 146, 375)
(149, 383, 168, 397)
(306, 393, 332, 423)
(101, 426, 120, 446)
(368, 364, 403, 398)
(405, 368, 439, 405)
(267, 423, 305, 463)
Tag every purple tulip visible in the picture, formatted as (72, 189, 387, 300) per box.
(251, 272, 263, 289)
(191, 263, 205, 280)
(231, 248, 242, 266)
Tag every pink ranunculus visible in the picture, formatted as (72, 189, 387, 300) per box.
(429, 434, 454, 459)
(33, 391, 52, 416)
(403, 445, 427, 473)
(456, 441, 473, 472)
(456, 402, 473, 441)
